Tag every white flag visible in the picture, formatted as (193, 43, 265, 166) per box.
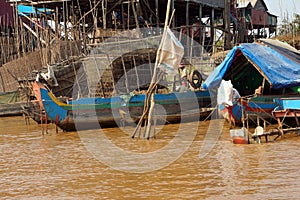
(158, 28, 184, 72)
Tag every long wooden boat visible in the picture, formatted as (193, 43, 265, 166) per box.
(34, 82, 212, 131)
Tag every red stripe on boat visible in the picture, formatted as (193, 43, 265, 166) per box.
(55, 115, 59, 124)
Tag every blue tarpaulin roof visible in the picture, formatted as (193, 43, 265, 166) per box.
(18, 5, 52, 16)
(202, 43, 300, 90)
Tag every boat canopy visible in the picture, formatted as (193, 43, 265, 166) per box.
(202, 43, 300, 91)
(258, 39, 300, 65)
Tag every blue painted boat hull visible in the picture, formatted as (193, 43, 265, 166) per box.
(274, 97, 300, 110)
(272, 97, 300, 127)
(37, 82, 212, 131)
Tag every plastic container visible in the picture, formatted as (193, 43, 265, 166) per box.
(230, 127, 247, 138)
(232, 136, 248, 144)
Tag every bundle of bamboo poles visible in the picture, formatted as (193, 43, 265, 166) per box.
(131, 0, 174, 139)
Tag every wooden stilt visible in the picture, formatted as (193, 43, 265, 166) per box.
(121, 56, 130, 93)
(146, 93, 155, 139)
(40, 108, 44, 135)
(55, 123, 58, 134)
(130, 0, 140, 33)
(132, 55, 140, 92)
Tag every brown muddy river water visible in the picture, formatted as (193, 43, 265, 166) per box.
(0, 116, 300, 199)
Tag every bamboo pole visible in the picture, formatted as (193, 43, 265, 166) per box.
(199, 4, 202, 44)
(186, 1, 190, 56)
(131, 0, 140, 32)
(75, 0, 87, 52)
(66, 0, 69, 39)
(127, 2, 130, 30)
(13, 2, 20, 58)
(22, 22, 46, 45)
(83, 15, 87, 52)
(201, 24, 205, 62)
(88, 0, 99, 43)
(68, 37, 82, 98)
(20, 21, 28, 74)
(132, 0, 173, 139)
(6, 14, 10, 63)
(0, 70, 5, 92)
(101, 0, 107, 29)
(171, 0, 175, 27)
(0, 17, 5, 65)
(63, 1, 66, 41)
(55, 6, 59, 39)
(121, 56, 130, 93)
(155, 0, 159, 28)
(190, 25, 194, 58)
(132, 55, 140, 92)
(145, 93, 155, 139)
(132, 70, 164, 138)
(121, 2, 124, 30)
(148, 51, 153, 77)
(224, 0, 231, 50)
(72, 1, 100, 34)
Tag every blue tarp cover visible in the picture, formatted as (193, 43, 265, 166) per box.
(18, 5, 51, 16)
(202, 43, 300, 90)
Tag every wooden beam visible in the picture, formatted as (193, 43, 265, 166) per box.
(211, 8, 215, 53)
(185, 1, 189, 27)
(199, 4, 202, 45)
(224, 0, 231, 50)
(155, 0, 159, 27)
(186, 1, 190, 56)
(171, 0, 175, 27)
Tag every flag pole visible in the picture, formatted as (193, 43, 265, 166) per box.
(132, 0, 173, 139)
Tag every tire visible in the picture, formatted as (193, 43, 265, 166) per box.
(188, 70, 202, 89)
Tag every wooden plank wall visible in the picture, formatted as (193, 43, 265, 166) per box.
(0, 50, 42, 93)
(0, 40, 82, 93)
